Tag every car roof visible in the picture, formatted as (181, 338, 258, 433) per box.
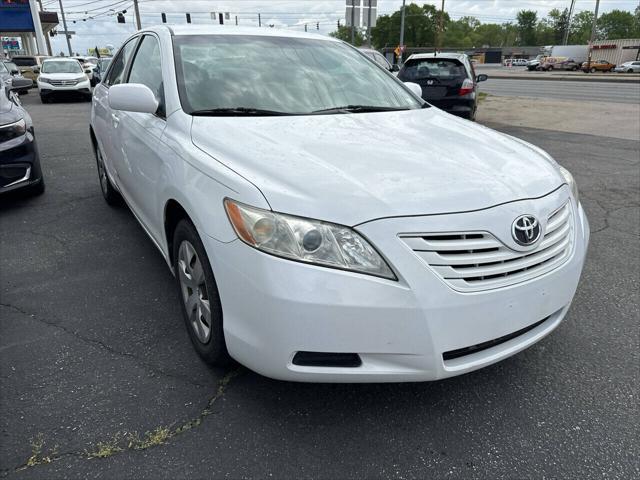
(407, 52, 468, 61)
(144, 24, 340, 42)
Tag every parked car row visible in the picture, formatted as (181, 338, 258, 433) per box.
(521, 55, 638, 73)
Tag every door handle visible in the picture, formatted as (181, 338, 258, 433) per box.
(111, 113, 120, 126)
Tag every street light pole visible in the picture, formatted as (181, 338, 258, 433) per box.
(562, 0, 576, 45)
(58, 0, 73, 56)
(586, 0, 600, 72)
(133, 0, 142, 30)
(437, 0, 445, 51)
(399, 0, 406, 62)
(366, 0, 372, 47)
(350, 0, 355, 45)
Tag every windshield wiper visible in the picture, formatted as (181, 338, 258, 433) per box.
(190, 107, 293, 116)
(310, 105, 411, 114)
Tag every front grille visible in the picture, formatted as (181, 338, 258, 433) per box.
(48, 79, 79, 86)
(401, 202, 574, 292)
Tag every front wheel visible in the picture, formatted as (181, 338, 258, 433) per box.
(629, 69, 634, 73)
(94, 141, 122, 206)
(173, 220, 231, 366)
(590, 67, 597, 73)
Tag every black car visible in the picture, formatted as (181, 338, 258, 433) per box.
(398, 53, 487, 120)
(0, 79, 45, 197)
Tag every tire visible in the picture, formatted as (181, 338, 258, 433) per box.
(173, 220, 231, 366)
(590, 67, 596, 73)
(93, 141, 122, 206)
(40, 95, 49, 103)
(547, 66, 553, 71)
(629, 69, 634, 73)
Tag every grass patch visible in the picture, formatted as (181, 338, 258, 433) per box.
(478, 92, 490, 104)
(25, 434, 57, 467)
(128, 427, 172, 450)
(86, 433, 123, 459)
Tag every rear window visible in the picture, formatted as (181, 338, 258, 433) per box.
(400, 59, 467, 81)
(11, 57, 36, 67)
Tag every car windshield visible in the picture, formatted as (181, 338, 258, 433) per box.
(400, 59, 466, 81)
(6, 62, 18, 72)
(42, 60, 83, 74)
(173, 34, 422, 115)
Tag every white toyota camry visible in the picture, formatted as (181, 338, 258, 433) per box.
(90, 26, 589, 382)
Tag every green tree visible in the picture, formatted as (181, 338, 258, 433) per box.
(443, 16, 480, 47)
(473, 23, 504, 47)
(370, 3, 446, 49)
(329, 25, 364, 45)
(568, 10, 594, 44)
(516, 10, 538, 45)
(597, 9, 640, 39)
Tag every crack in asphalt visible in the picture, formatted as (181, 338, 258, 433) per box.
(0, 368, 243, 476)
(0, 302, 208, 389)
(584, 197, 640, 236)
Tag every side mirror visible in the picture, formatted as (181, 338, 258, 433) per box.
(109, 83, 158, 113)
(391, 64, 400, 72)
(404, 81, 423, 98)
(84, 69, 91, 74)
(10, 77, 33, 90)
(476, 74, 488, 82)
(32, 67, 40, 74)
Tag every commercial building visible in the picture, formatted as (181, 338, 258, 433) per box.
(589, 38, 640, 64)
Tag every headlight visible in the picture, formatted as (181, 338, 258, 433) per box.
(0, 118, 27, 142)
(224, 199, 396, 280)
(76, 75, 88, 82)
(38, 76, 50, 84)
(559, 165, 579, 204)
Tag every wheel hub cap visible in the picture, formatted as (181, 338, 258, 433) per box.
(178, 240, 211, 344)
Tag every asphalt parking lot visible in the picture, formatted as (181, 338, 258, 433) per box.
(1, 92, 639, 479)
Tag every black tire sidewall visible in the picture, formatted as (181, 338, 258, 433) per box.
(172, 220, 230, 365)
(93, 142, 122, 206)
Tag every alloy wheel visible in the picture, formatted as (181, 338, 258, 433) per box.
(178, 240, 212, 344)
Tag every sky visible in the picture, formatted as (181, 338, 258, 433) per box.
(39, 0, 639, 55)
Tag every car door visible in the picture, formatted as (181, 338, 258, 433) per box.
(114, 34, 167, 242)
(93, 37, 139, 193)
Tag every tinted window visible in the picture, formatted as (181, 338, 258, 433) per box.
(105, 39, 138, 86)
(173, 35, 421, 114)
(11, 57, 36, 67)
(400, 59, 467, 81)
(127, 36, 163, 101)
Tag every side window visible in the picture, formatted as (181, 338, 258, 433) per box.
(127, 35, 165, 116)
(105, 38, 137, 87)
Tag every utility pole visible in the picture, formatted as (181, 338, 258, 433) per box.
(258, 13, 261, 27)
(399, 0, 406, 63)
(350, 0, 355, 45)
(366, 0, 372, 47)
(562, 0, 576, 45)
(586, 0, 600, 72)
(133, 0, 141, 30)
(36, 0, 52, 55)
(437, 0, 445, 50)
(58, 0, 73, 56)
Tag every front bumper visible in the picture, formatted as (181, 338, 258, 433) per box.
(38, 80, 91, 97)
(205, 187, 589, 382)
(0, 132, 42, 194)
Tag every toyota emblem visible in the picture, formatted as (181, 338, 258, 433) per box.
(512, 215, 541, 246)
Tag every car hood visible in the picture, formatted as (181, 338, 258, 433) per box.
(191, 108, 563, 226)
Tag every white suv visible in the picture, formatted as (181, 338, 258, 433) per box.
(37, 58, 91, 103)
(90, 26, 588, 383)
